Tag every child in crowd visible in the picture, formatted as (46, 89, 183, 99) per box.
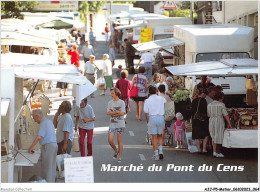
(114, 65, 122, 79)
(173, 112, 186, 149)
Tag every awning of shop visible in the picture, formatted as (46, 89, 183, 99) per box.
(36, 19, 73, 29)
(1, 98, 10, 116)
(115, 23, 145, 30)
(132, 37, 184, 52)
(1, 32, 57, 49)
(1, 53, 58, 67)
(166, 59, 258, 76)
(14, 65, 88, 85)
(1, 53, 91, 85)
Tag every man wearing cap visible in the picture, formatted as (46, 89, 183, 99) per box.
(84, 55, 100, 98)
(82, 40, 95, 63)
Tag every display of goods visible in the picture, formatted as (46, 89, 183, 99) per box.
(228, 108, 258, 129)
(30, 99, 52, 109)
(171, 89, 190, 103)
(31, 99, 41, 108)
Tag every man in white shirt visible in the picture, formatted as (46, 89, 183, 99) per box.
(137, 51, 155, 82)
(82, 40, 94, 63)
(144, 86, 166, 160)
(84, 55, 100, 98)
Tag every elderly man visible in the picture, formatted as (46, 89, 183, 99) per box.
(28, 109, 58, 182)
(75, 97, 96, 156)
(82, 40, 94, 63)
(84, 55, 100, 98)
(53, 101, 74, 155)
(144, 86, 166, 160)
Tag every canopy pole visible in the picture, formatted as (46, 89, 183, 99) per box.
(14, 80, 39, 123)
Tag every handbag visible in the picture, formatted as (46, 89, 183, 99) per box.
(193, 98, 207, 122)
(130, 74, 138, 98)
(72, 131, 80, 152)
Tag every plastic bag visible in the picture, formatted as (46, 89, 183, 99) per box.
(97, 77, 106, 90)
(56, 153, 72, 179)
(185, 132, 198, 153)
(72, 131, 80, 152)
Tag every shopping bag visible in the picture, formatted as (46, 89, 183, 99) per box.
(56, 153, 72, 179)
(185, 132, 198, 153)
(164, 101, 175, 121)
(130, 75, 138, 98)
(97, 77, 106, 90)
(130, 86, 138, 98)
(72, 131, 80, 152)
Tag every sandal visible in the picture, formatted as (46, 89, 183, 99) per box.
(113, 151, 118, 159)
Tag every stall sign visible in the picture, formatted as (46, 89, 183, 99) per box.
(64, 156, 94, 183)
(140, 28, 153, 43)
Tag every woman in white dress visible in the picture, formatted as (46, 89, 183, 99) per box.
(207, 92, 232, 158)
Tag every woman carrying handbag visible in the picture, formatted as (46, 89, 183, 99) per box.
(191, 88, 210, 154)
(130, 66, 148, 121)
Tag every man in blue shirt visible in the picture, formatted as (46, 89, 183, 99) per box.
(53, 101, 74, 155)
(28, 109, 58, 182)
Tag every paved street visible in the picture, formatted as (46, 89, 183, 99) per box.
(20, 37, 258, 183)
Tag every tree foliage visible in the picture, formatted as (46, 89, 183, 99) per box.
(1, 1, 38, 19)
(79, 1, 104, 24)
(176, 1, 191, 9)
(174, 9, 197, 19)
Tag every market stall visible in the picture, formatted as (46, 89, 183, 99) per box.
(1, 53, 96, 182)
(166, 58, 258, 148)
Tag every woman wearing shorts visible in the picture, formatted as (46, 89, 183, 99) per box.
(107, 88, 126, 163)
(131, 66, 149, 121)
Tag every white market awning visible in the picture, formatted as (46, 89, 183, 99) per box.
(1, 98, 10, 116)
(166, 59, 258, 76)
(14, 65, 88, 85)
(115, 23, 145, 30)
(1, 32, 57, 49)
(1, 53, 58, 67)
(132, 37, 184, 52)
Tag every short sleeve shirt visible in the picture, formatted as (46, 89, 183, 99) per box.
(84, 61, 97, 74)
(56, 113, 74, 143)
(107, 99, 126, 129)
(38, 117, 57, 145)
(75, 104, 95, 130)
(144, 95, 166, 116)
(141, 52, 154, 63)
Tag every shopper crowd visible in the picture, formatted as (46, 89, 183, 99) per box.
(27, 25, 233, 183)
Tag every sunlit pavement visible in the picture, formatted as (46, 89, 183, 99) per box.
(21, 37, 258, 183)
